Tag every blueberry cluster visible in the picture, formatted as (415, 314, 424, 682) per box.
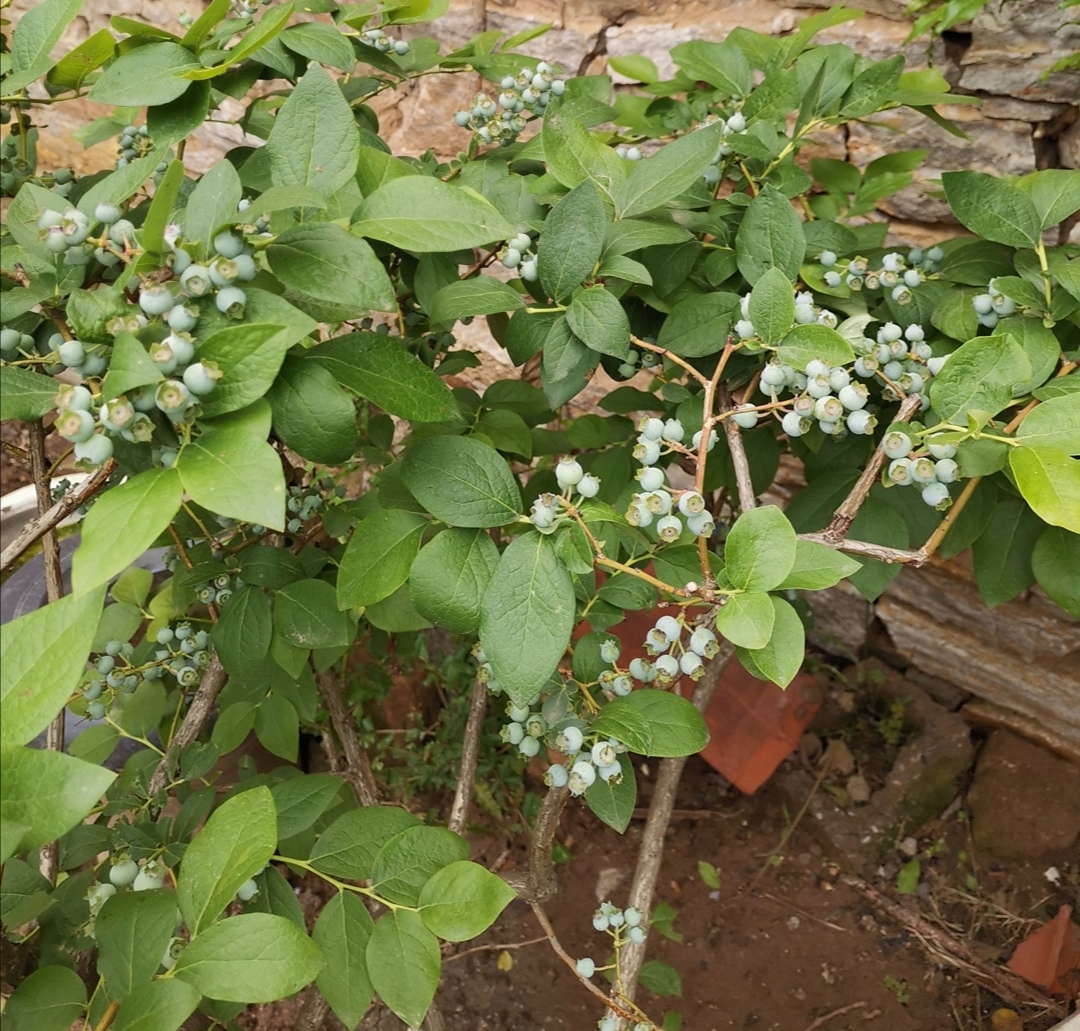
(544, 726, 627, 795)
(626, 418, 717, 539)
(818, 246, 942, 304)
(971, 279, 1018, 327)
(882, 428, 959, 509)
(613, 343, 660, 380)
(501, 231, 538, 282)
(701, 111, 747, 184)
(454, 62, 565, 147)
(529, 457, 601, 533)
(0, 126, 73, 196)
(614, 144, 643, 161)
(499, 700, 548, 759)
(286, 478, 345, 535)
(192, 569, 243, 607)
(358, 27, 410, 55)
(636, 614, 719, 685)
(576, 901, 649, 1028)
(115, 123, 153, 169)
(80, 624, 212, 720)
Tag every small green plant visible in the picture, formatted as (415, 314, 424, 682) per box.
(885, 974, 911, 1005)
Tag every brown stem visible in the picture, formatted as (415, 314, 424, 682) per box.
(29, 423, 64, 884)
(919, 474, 981, 561)
(525, 784, 569, 903)
(0, 460, 115, 574)
(797, 533, 926, 566)
(316, 669, 378, 807)
(632, 335, 709, 389)
(800, 1001, 867, 1031)
(718, 385, 756, 514)
(295, 985, 330, 1031)
(613, 649, 729, 1019)
(824, 394, 922, 541)
(447, 678, 488, 836)
(148, 656, 228, 798)
(444, 935, 548, 963)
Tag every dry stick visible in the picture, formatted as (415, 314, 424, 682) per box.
(824, 394, 922, 541)
(842, 875, 1063, 1012)
(316, 669, 378, 807)
(0, 459, 114, 574)
(148, 657, 228, 798)
(444, 935, 548, 963)
(797, 532, 925, 566)
(718, 386, 756, 514)
(29, 422, 65, 884)
(613, 650, 729, 1025)
(525, 784, 570, 903)
(447, 677, 488, 836)
(294, 985, 331, 1031)
(799, 1000, 867, 1031)
(529, 901, 643, 1024)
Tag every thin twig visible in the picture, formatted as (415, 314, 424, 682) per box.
(316, 669, 378, 807)
(760, 893, 847, 933)
(919, 474, 980, 560)
(447, 677, 488, 836)
(614, 650, 729, 1021)
(529, 902, 642, 1023)
(444, 935, 547, 963)
(30, 422, 64, 885)
(92, 1001, 120, 1031)
(799, 1001, 866, 1031)
(718, 385, 756, 514)
(1, 460, 114, 574)
(797, 533, 925, 566)
(148, 657, 228, 798)
(842, 875, 1064, 1012)
(824, 394, 922, 541)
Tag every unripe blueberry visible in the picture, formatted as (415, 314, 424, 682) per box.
(545, 763, 568, 787)
(592, 740, 618, 767)
(680, 651, 704, 678)
(927, 441, 956, 460)
(903, 268, 922, 288)
(934, 458, 959, 483)
(882, 430, 912, 460)
(575, 957, 595, 978)
(639, 417, 665, 441)
(634, 438, 662, 465)
(687, 511, 715, 537)
(183, 361, 221, 396)
(727, 110, 746, 132)
(181, 264, 212, 297)
(628, 657, 655, 682)
(922, 481, 951, 508)
(208, 257, 238, 287)
(215, 286, 246, 319)
(887, 458, 913, 485)
(576, 473, 601, 498)
(598, 761, 622, 782)
(599, 638, 621, 664)
(57, 408, 96, 443)
(653, 654, 679, 682)
(45, 228, 69, 253)
(732, 404, 759, 429)
(140, 284, 175, 316)
(690, 626, 718, 658)
(846, 409, 874, 435)
(100, 397, 135, 432)
(95, 203, 122, 225)
(132, 866, 165, 892)
(556, 725, 584, 755)
(782, 411, 807, 438)
(165, 332, 195, 366)
(213, 230, 244, 258)
(109, 859, 139, 887)
(108, 219, 136, 246)
(678, 490, 706, 516)
(838, 384, 868, 411)
(58, 339, 86, 367)
(556, 456, 584, 487)
(156, 379, 191, 414)
(628, 925, 646, 944)
(569, 760, 596, 794)
(87, 699, 107, 720)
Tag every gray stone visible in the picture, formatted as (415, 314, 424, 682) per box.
(1060, 120, 1080, 170)
(967, 730, 1080, 861)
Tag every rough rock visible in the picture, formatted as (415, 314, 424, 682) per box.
(1060, 120, 1080, 169)
(967, 730, 1080, 861)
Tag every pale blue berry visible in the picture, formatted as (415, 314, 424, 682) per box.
(922, 481, 951, 508)
(576, 957, 595, 978)
(545, 763, 568, 787)
(882, 430, 912, 459)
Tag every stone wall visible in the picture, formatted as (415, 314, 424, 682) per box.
(13, 0, 1080, 240)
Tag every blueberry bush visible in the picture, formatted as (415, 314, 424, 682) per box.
(1, 1, 1078, 1029)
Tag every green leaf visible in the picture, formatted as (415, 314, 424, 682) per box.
(566, 286, 630, 358)
(735, 185, 805, 285)
(270, 775, 342, 841)
(777, 324, 855, 370)
(654, 293, 738, 359)
(541, 316, 596, 405)
(929, 333, 1031, 424)
(338, 509, 428, 608)
(96, 890, 177, 998)
(265, 63, 359, 197)
(88, 42, 199, 106)
(623, 690, 708, 757)
(479, 532, 575, 706)
(1032, 526, 1080, 618)
(715, 590, 775, 649)
(418, 860, 516, 941)
(46, 28, 115, 93)
(249, 184, 328, 215)
(177, 785, 276, 934)
(237, 546, 305, 588)
(311, 806, 420, 880)
(366, 910, 440, 1030)
(972, 497, 1041, 607)
(312, 333, 459, 422)
(1, 858, 52, 927)
(409, 527, 500, 632)
(178, 406, 285, 529)
(1017, 394, 1080, 454)
(173, 913, 323, 1002)
(584, 753, 637, 832)
(590, 699, 654, 754)
(72, 469, 182, 596)
(180, 1, 294, 78)
(77, 153, 160, 219)
(267, 358, 359, 464)
(182, 158, 242, 248)
(101, 330, 164, 400)
(430, 278, 525, 323)
(615, 121, 726, 218)
(776, 539, 861, 589)
(1015, 170, 1080, 230)
(276, 578, 353, 648)
(402, 435, 520, 527)
(212, 586, 272, 676)
(698, 859, 721, 889)
(254, 692, 299, 761)
(0, 746, 116, 850)
(840, 54, 904, 117)
(111, 980, 201, 1031)
(540, 108, 625, 195)
(268, 223, 396, 315)
(747, 267, 795, 346)
(2, 965, 86, 1031)
(724, 505, 797, 591)
(537, 178, 608, 302)
(281, 22, 357, 71)
(735, 596, 805, 689)
(1010, 446, 1080, 534)
(371, 825, 469, 906)
(639, 959, 682, 997)
(6, 0, 85, 92)
(670, 38, 751, 96)
(941, 171, 1042, 248)
(0, 366, 60, 421)
(195, 323, 291, 418)
(312, 892, 375, 1028)
(608, 54, 659, 82)
(603, 219, 692, 257)
(353, 176, 515, 252)
(0, 587, 105, 749)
